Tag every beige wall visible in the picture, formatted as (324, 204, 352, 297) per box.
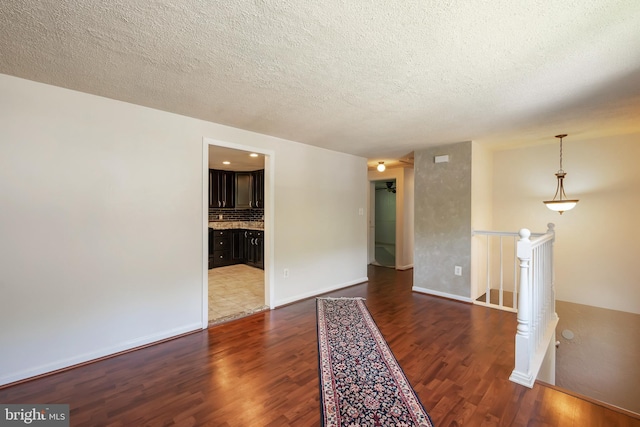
(0, 74, 368, 386)
(492, 134, 640, 314)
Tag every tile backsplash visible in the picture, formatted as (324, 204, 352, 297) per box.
(209, 208, 264, 222)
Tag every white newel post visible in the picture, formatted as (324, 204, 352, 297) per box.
(510, 228, 533, 386)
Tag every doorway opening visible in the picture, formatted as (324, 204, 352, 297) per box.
(372, 180, 396, 268)
(203, 138, 274, 327)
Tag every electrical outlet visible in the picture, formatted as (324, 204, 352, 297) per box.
(454, 266, 462, 276)
(283, 268, 289, 278)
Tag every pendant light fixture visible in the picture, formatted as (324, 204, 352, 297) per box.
(543, 134, 579, 214)
(377, 161, 386, 172)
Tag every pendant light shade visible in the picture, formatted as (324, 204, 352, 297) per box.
(543, 134, 579, 214)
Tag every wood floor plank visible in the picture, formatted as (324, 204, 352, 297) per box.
(1, 265, 638, 426)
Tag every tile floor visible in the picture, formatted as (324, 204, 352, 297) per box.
(208, 264, 267, 325)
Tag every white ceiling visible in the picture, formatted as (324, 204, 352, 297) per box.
(2, 0, 639, 168)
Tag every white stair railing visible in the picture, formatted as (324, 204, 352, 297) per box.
(509, 224, 559, 388)
(472, 228, 547, 312)
(472, 230, 520, 312)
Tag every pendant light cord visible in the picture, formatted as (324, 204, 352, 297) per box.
(559, 136, 563, 171)
(556, 134, 567, 172)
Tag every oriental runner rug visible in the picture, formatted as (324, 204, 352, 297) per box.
(316, 297, 434, 427)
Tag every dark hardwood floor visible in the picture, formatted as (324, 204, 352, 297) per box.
(1, 266, 638, 426)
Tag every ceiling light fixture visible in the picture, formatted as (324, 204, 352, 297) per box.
(543, 134, 579, 215)
(377, 162, 386, 172)
(249, 153, 258, 157)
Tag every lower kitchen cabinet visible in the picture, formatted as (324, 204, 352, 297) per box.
(245, 230, 264, 269)
(210, 228, 263, 270)
(208, 228, 214, 269)
(232, 229, 245, 262)
(211, 229, 233, 268)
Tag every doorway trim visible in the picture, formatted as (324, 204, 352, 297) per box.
(202, 137, 275, 329)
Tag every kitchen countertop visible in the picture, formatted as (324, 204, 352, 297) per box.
(209, 221, 264, 231)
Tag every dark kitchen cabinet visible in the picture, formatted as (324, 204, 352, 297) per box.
(210, 228, 264, 270)
(221, 171, 235, 208)
(254, 231, 264, 269)
(255, 231, 264, 269)
(251, 169, 264, 208)
(232, 229, 244, 262)
(209, 169, 235, 208)
(235, 172, 252, 209)
(235, 169, 264, 209)
(245, 230, 264, 269)
(211, 229, 233, 267)
(208, 170, 214, 208)
(208, 228, 214, 269)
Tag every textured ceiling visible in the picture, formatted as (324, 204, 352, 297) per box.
(2, 0, 640, 166)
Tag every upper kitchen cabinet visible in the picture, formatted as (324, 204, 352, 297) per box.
(209, 169, 235, 208)
(235, 172, 252, 209)
(251, 169, 264, 208)
(234, 169, 264, 209)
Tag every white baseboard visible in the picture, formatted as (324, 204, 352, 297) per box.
(396, 263, 413, 270)
(0, 322, 202, 387)
(412, 286, 473, 303)
(274, 277, 369, 307)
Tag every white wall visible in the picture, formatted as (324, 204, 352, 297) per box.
(492, 134, 640, 314)
(0, 74, 368, 386)
(270, 141, 369, 305)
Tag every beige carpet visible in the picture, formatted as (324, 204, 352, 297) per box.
(555, 300, 640, 414)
